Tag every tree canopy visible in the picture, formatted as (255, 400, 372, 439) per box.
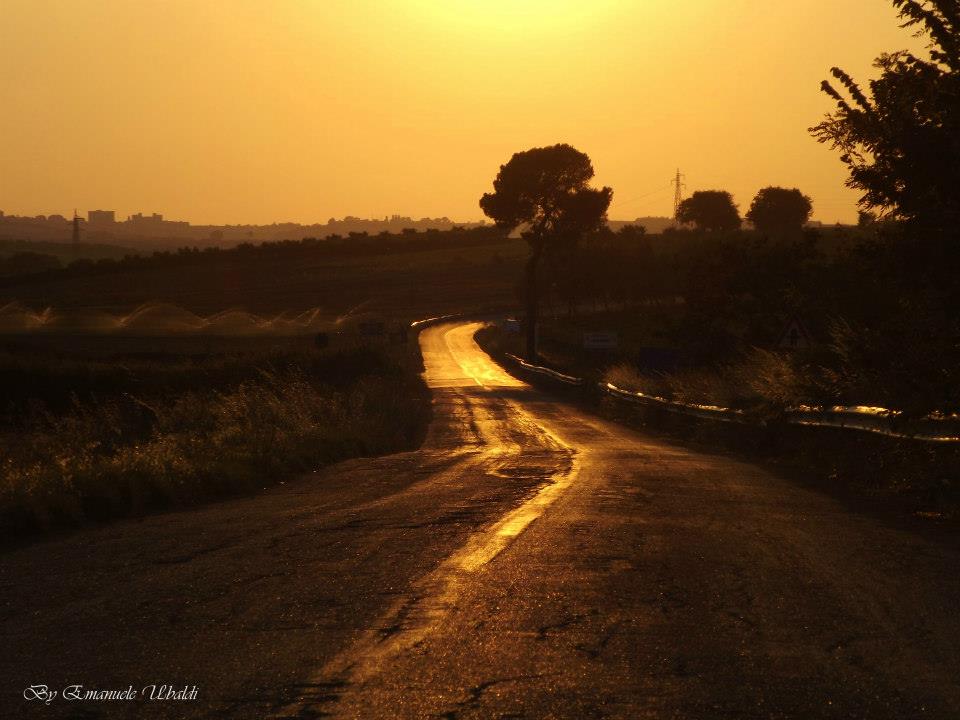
(746, 187, 813, 235)
(479, 144, 612, 359)
(677, 190, 742, 232)
(810, 0, 960, 233)
(480, 144, 613, 254)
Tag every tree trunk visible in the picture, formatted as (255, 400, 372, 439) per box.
(525, 249, 541, 362)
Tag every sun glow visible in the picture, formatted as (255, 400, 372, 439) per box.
(0, 0, 924, 224)
(404, 0, 625, 38)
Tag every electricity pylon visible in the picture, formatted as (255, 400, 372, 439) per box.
(672, 169, 686, 220)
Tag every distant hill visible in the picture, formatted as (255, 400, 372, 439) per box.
(0, 239, 143, 279)
(608, 217, 676, 234)
(0, 239, 141, 263)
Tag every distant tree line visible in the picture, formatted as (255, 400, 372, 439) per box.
(0, 251, 61, 278)
(0, 225, 506, 287)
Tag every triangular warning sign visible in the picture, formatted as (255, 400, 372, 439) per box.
(777, 315, 812, 350)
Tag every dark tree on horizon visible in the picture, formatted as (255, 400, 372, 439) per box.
(810, 0, 960, 235)
(677, 190, 742, 232)
(480, 144, 612, 360)
(746, 187, 813, 235)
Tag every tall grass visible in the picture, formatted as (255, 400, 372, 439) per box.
(606, 347, 826, 413)
(0, 347, 429, 538)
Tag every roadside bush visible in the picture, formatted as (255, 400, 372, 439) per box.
(605, 348, 824, 412)
(0, 348, 429, 538)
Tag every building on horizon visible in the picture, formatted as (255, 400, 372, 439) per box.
(126, 212, 190, 236)
(88, 210, 116, 225)
(128, 212, 164, 224)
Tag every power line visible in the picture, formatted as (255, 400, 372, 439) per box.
(617, 183, 673, 207)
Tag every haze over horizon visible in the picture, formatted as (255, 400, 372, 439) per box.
(1, 1, 923, 226)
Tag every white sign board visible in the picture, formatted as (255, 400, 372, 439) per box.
(583, 332, 618, 350)
(777, 317, 812, 350)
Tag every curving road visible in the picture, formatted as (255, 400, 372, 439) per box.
(4, 321, 960, 719)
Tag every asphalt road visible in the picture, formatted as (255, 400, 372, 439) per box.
(3, 321, 960, 719)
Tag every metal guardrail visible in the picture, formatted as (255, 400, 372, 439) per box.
(504, 353, 583, 386)
(606, 383, 960, 443)
(410, 310, 514, 330)
(498, 352, 960, 444)
(602, 382, 746, 424)
(409, 313, 468, 330)
(782, 405, 960, 443)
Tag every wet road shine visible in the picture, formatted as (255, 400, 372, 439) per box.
(281, 322, 960, 719)
(4, 321, 960, 719)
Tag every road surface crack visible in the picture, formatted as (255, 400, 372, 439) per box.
(536, 612, 589, 640)
(440, 673, 556, 718)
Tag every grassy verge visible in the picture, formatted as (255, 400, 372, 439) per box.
(475, 323, 960, 520)
(0, 340, 430, 539)
(604, 349, 824, 415)
(483, 309, 944, 416)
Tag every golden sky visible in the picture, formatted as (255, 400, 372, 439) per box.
(0, 1, 923, 225)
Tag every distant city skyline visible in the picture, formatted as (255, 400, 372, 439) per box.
(0, 208, 496, 248)
(0, 208, 486, 228)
